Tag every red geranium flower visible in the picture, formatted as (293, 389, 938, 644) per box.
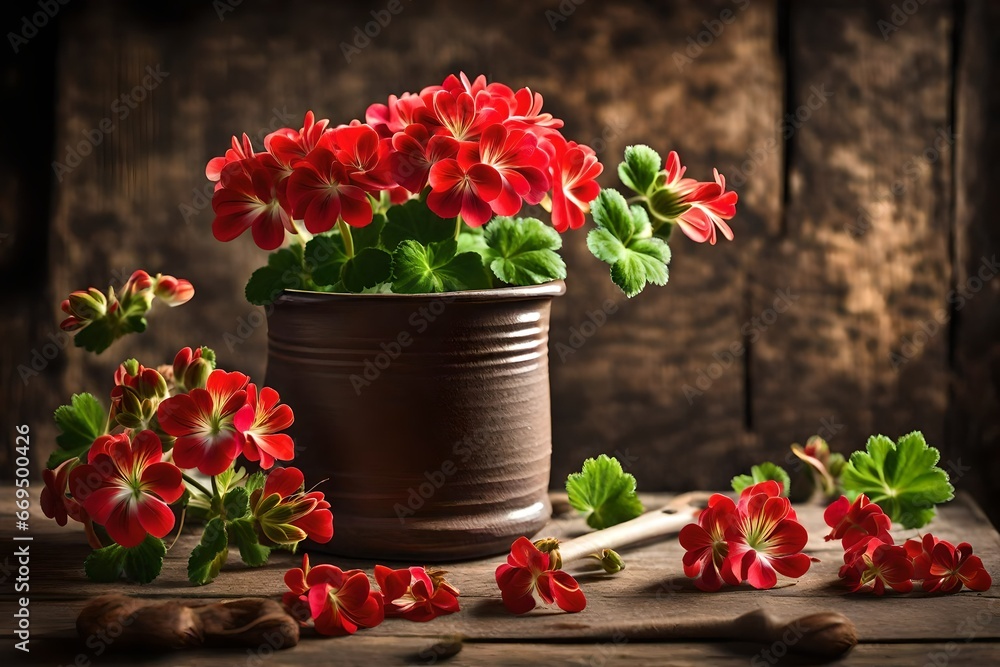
(905, 533, 992, 594)
(839, 537, 914, 594)
(286, 142, 373, 232)
(331, 125, 394, 191)
(374, 565, 461, 622)
(547, 138, 603, 232)
(390, 124, 459, 194)
(495, 536, 586, 614)
(234, 383, 295, 470)
(205, 133, 254, 186)
(212, 154, 294, 251)
(460, 124, 550, 216)
(824, 494, 893, 550)
(68, 430, 184, 548)
(249, 466, 333, 545)
(679, 493, 741, 591)
(677, 168, 737, 245)
(283, 555, 384, 636)
(265, 110, 330, 167)
(157, 369, 249, 475)
(430, 88, 502, 142)
(722, 481, 815, 589)
(426, 157, 503, 227)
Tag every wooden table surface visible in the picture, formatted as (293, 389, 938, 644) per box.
(3, 487, 1000, 666)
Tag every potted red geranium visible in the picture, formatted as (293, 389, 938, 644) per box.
(204, 72, 738, 559)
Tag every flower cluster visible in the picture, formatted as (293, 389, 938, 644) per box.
(680, 481, 816, 591)
(282, 556, 460, 636)
(209, 73, 604, 249)
(42, 344, 332, 585)
(825, 494, 992, 595)
(60, 270, 194, 353)
(494, 536, 587, 613)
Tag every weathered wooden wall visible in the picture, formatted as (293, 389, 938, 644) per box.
(2, 0, 998, 521)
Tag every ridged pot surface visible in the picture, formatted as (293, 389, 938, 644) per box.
(264, 281, 565, 560)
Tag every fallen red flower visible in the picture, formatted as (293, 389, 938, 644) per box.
(374, 565, 461, 622)
(824, 493, 893, 550)
(495, 536, 586, 614)
(905, 533, 992, 594)
(234, 383, 295, 470)
(679, 493, 740, 591)
(283, 555, 384, 636)
(839, 536, 914, 595)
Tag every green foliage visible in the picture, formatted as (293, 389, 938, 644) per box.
(49, 393, 107, 467)
(731, 462, 791, 497)
(343, 248, 394, 292)
(588, 190, 671, 297)
(841, 431, 954, 529)
(188, 517, 229, 585)
(483, 217, 566, 285)
(84, 536, 165, 584)
(566, 454, 645, 530)
(618, 145, 661, 196)
(229, 518, 270, 567)
(381, 199, 455, 250)
(244, 245, 308, 305)
(391, 239, 491, 293)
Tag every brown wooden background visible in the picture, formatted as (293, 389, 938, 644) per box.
(2, 0, 998, 522)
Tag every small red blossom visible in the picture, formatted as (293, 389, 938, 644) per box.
(265, 110, 331, 168)
(250, 466, 333, 545)
(206, 133, 255, 186)
(374, 565, 461, 622)
(905, 533, 992, 594)
(679, 494, 741, 591)
(171, 346, 213, 392)
(426, 157, 503, 227)
(283, 555, 384, 636)
(156, 369, 249, 475)
(839, 537, 914, 595)
(212, 154, 294, 251)
(285, 143, 373, 232)
(547, 138, 603, 232)
(68, 430, 184, 548)
(824, 494, 893, 550)
(495, 536, 586, 614)
(234, 383, 295, 469)
(724, 482, 815, 589)
(461, 124, 551, 217)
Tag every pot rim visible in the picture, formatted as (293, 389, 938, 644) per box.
(274, 279, 566, 304)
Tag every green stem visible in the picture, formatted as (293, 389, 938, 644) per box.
(337, 218, 355, 258)
(182, 472, 213, 498)
(453, 215, 463, 241)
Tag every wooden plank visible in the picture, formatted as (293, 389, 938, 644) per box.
(6, 638, 1000, 667)
(34, 0, 782, 495)
(6, 489, 999, 646)
(751, 2, 954, 473)
(950, 0, 1000, 525)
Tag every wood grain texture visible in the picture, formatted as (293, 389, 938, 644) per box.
(3, 489, 1000, 664)
(751, 1, 955, 479)
(950, 0, 1000, 538)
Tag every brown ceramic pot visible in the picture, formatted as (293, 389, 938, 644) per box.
(264, 281, 565, 560)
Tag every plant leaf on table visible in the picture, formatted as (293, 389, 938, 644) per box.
(566, 454, 645, 529)
(840, 431, 954, 529)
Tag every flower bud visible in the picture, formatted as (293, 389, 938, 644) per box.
(173, 346, 216, 392)
(804, 435, 830, 466)
(154, 274, 195, 306)
(64, 288, 108, 322)
(125, 270, 155, 295)
(533, 537, 562, 570)
(589, 548, 625, 573)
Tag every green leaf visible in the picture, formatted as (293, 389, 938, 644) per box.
(731, 462, 791, 497)
(188, 517, 229, 585)
(52, 393, 107, 465)
(244, 471, 266, 494)
(391, 239, 491, 294)
(590, 188, 637, 241)
(566, 454, 645, 530)
(350, 213, 386, 252)
(228, 518, 271, 567)
(84, 535, 165, 584)
(618, 145, 661, 196)
(382, 199, 454, 251)
(457, 225, 490, 258)
(305, 234, 350, 287)
(590, 232, 671, 298)
(841, 431, 954, 529)
(343, 247, 394, 293)
(73, 317, 138, 354)
(245, 245, 306, 305)
(483, 217, 566, 285)
(223, 486, 250, 520)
